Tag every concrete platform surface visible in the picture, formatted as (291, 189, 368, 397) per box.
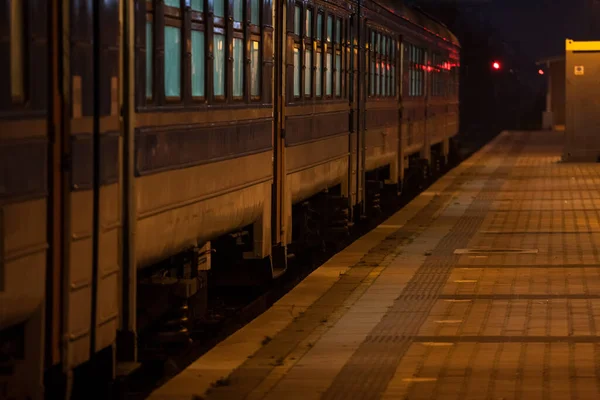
(150, 130, 600, 400)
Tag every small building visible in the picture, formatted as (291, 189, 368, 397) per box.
(538, 40, 600, 162)
(564, 39, 600, 161)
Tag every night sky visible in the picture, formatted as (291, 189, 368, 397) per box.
(482, 0, 592, 60)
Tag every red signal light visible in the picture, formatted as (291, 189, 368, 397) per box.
(492, 61, 500, 70)
(538, 69, 544, 75)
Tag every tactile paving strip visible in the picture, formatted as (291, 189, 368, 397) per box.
(202, 134, 518, 400)
(321, 136, 527, 400)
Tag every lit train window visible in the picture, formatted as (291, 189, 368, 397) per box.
(293, 48, 301, 97)
(251, 0, 260, 25)
(191, 30, 205, 97)
(326, 52, 332, 96)
(213, 33, 225, 97)
(370, 57, 375, 96)
(165, 0, 180, 8)
(306, 9, 313, 38)
(11, 0, 25, 102)
(316, 51, 322, 96)
(335, 18, 341, 44)
(251, 40, 261, 97)
(370, 30, 375, 96)
(335, 54, 341, 97)
(294, 5, 301, 36)
(383, 62, 387, 97)
(233, 38, 244, 97)
(327, 15, 332, 42)
(371, 31, 375, 51)
(214, 0, 225, 18)
(392, 65, 395, 96)
(191, 0, 203, 12)
(164, 26, 181, 98)
(234, 0, 243, 22)
(305, 48, 312, 97)
(317, 13, 323, 41)
(146, 20, 153, 100)
(375, 60, 380, 96)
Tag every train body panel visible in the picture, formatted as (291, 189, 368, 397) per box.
(135, 150, 273, 266)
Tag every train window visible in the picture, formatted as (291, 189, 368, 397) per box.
(371, 31, 375, 51)
(375, 62, 380, 96)
(10, 0, 25, 103)
(191, 0, 203, 12)
(335, 18, 341, 44)
(317, 13, 323, 41)
(214, 0, 225, 18)
(327, 16, 332, 42)
(146, 21, 153, 100)
(164, 26, 182, 99)
(251, 40, 261, 97)
(293, 48, 301, 97)
(392, 65, 395, 97)
(191, 30, 205, 98)
(233, 38, 244, 97)
(369, 31, 375, 96)
(335, 54, 341, 97)
(306, 9, 313, 38)
(234, 0, 243, 22)
(388, 38, 396, 97)
(326, 53, 332, 96)
(251, 0, 260, 25)
(305, 49, 312, 97)
(213, 33, 225, 97)
(370, 58, 375, 96)
(316, 51, 322, 96)
(408, 44, 414, 96)
(165, 0, 180, 8)
(294, 5, 301, 36)
(384, 62, 388, 97)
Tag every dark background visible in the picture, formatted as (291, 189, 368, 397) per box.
(402, 0, 600, 136)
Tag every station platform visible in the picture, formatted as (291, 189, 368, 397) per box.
(150, 130, 600, 400)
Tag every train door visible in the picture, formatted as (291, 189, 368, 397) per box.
(59, 0, 121, 392)
(272, 0, 288, 269)
(421, 49, 431, 165)
(350, 10, 366, 216)
(397, 36, 405, 188)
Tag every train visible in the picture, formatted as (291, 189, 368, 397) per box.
(0, 0, 459, 398)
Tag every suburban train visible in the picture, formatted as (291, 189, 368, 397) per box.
(0, 0, 459, 398)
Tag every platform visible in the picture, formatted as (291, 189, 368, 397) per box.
(150, 130, 600, 400)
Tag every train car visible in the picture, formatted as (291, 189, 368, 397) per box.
(0, 0, 459, 398)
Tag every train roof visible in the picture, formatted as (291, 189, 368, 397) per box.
(374, 0, 461, 48)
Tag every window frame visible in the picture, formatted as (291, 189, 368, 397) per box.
(368, 26, 397, 99)
(304, 6, 314, 99)
(141, 0, 265, 109)
(145, 5, 154, 102)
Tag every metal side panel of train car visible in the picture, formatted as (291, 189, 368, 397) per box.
(281, 0, 353, 245)
(0, 0, 48, 398)
(563, 39, 600, 162)
(363, 21, 400, 178)
(63, 0, 121, 370)
(132, 0, 275, 267)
